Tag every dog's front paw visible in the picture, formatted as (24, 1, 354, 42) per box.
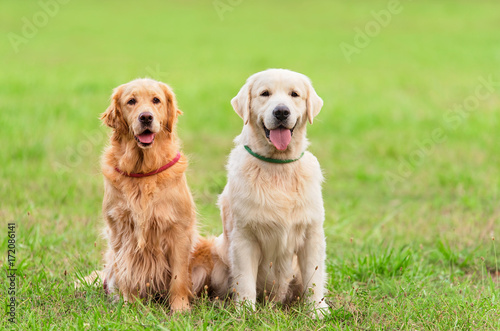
(310, 300, 330, 319)
(235, 299, 256, 314)
(170, 297, 191, 313)
(122, 291, 138, 304)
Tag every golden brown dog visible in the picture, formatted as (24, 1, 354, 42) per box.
(98, 78, 197, 312)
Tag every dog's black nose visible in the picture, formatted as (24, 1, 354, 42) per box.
(139, 112, 154, 125)
(273, 105, 290, 121)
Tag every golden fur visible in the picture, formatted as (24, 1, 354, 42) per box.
(98, 78, 197, 312)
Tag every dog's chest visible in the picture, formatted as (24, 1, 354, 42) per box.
(230, 156, 323, 228)
(104, 178, 185, 230)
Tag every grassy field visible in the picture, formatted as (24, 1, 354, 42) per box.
(1, 0, 500, 329)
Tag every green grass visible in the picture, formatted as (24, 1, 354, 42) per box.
(1, 0, 500, 329)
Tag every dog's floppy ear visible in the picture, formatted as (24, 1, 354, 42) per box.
(231, 81, 252, 125)
(100, 85, 128, 132)
(159, 82, 182, 133)
(306, 80, 323, 124)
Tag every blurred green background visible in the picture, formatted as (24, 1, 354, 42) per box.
(1, 0, 499, 329)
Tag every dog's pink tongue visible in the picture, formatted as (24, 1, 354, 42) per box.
(269, 128, 292, 151)
(137, 132, 155, 144)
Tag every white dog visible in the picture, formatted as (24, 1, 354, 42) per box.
(207, 69, 328, 316)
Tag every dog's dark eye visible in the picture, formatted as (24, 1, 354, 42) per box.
(291, 91, 299, 98)
(127, 98, 137, 105)
(260, 90, 270, 97)
(152, 97, 160, 104)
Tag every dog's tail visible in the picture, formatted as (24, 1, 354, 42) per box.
(190, 235, 230, 298)
(190, 236, 215, 295)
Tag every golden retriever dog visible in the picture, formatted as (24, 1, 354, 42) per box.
(98, 78, 197, 312)
(193, 69, 329, 317)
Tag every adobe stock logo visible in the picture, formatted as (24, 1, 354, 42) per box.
(384, 75, 499, 191)
(53, 129, 106, 178)
(213, 0, 244, 21)
(7, 0, 71, 54)
(339, 0, 410, 63)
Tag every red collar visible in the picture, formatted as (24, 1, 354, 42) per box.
(115, 151, 181, 178)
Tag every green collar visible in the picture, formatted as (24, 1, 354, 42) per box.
(244, 145, 304, 164)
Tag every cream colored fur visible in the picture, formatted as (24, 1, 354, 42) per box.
(211, 69, 329, 316)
